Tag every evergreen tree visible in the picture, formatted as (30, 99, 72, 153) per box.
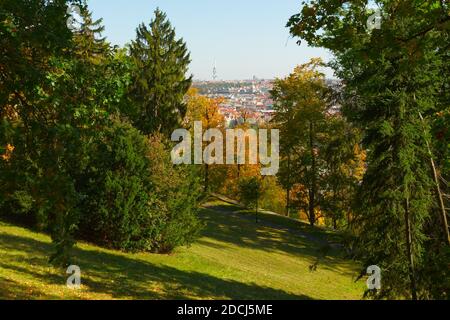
(73, 7, 110, 63)
(146, 134, 204, 253)
(288, 0, 449, 299)
(128, 9, 192, 136)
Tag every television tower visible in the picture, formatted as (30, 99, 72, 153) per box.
(212, 60, 218, 81)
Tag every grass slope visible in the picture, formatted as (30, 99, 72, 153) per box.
(0, 201, 365, 300)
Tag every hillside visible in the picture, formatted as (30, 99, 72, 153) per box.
(0, 201, 365, 300)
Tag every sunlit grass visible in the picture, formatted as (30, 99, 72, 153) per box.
(0, 201, 365, 300)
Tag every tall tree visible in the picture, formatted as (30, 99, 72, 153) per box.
(128, 9, 192, 136)
(271, 59, 329, 226)
(73, 8, 110, 63)
(0, 0, 130, 265)
(185, 88, 224, 192)
(288, 0, 449, 299)
(321, 115, 365, 229)
(0, 0, 89, 265)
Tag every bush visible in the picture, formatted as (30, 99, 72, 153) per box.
(77, 118, 156, 251)
(238, 176, 262, 209)
(259, 177, 286, 215)
(146, 134, 204, 253)
(2, 115, 203, 254)
(77, 119, 203, 253)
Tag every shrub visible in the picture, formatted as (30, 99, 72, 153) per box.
(77, 118, 156, 251)
(77, 119, 203, 253)
(146, 134, 204, 253)
(238, 176, 262, 209)
(259, 177, 286, 215)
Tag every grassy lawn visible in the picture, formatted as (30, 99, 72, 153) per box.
(0, 201, 365, 300)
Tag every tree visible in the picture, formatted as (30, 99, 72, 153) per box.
(72, 7, 110, 63)
(76, 119, 204, 253)
(128, 9, 192, 136)
(147, 134, 204, 253)
(0, 0, 94, 266)
(77, 118, 156, 251)
(185, 88, 225, 192)
(0, 0, 132, 265)
(321, 115, 365, 229)
(271, 59, 329, 226)
(288, 0, 449, 299)
(238, 176, 263, 222)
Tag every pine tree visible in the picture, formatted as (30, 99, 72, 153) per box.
(73, 8, 110, 63)
(128, 9, 192, 136)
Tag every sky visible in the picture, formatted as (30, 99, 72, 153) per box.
(88, 0, 334, 80)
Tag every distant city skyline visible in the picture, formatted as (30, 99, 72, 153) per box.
(89, 0, 334, 80)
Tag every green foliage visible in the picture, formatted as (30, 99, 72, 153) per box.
(272, 66, 362, 227)
(147, 135, 204, 253)
(75, 123, 203, 254)
(238, 177, 262, 209)
(320, 115, 363, 229)
(73, 7, 110, 63)
(0, 2, 92, 266)
(127, 8, 192, 136)
(288, 0, 449, 299)
(0, 1, 202, 264)
(0, 0, 80, 107)
(77, 118, 156, 251)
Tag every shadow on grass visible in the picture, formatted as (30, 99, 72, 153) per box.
(0, 276, 62, 299)
(0, 232, 312, 300)
(199, 205, 350, 268)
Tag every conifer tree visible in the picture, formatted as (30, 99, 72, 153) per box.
(73, 8, 110, 63)
(128, 9, 192, 136)
(288, 0, 449, 299)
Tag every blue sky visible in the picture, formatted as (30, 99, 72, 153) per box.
(88, 0, 333, 80)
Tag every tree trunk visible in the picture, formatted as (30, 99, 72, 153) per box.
(308, 189, 315, 226)
(204, 164, 209, 193)
(404, 198, 418, 300)
(286, 189, 291, 217)
(308, 121, 316, 226)
(286, 153, 291, 217)
(256, 187, 259, 223)
(347, 208, 351, 230)
(429, 155, 450, 245)
(418, 111, 450, 246)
